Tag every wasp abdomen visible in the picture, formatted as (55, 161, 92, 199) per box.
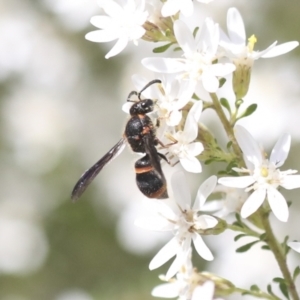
(135, 155, 168, 199)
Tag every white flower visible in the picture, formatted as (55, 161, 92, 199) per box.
(203, 185, 248, 218)
(142, 19, 236, 96)
(220, 7, 299, 67)
(218, 125, 300, 222)
(161, 0, 215, 17)
(288, 241, 300, 253)
(152, 257, 222, 300)
(168, 101, 204, 173)
(135, 172, 218, 279)
(85, 0, 148, 59)
(125, 74, 192, 127)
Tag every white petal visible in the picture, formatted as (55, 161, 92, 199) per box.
(98, 0, 123, 17)
(202, 200, 224, 212)
(105, 36, 128, 59)
(142, 58, 184, 73)
(183, 101, 203, 141)
(188, 100, 203, 123)
(218, 176, 255, 188)
(226, 7, 246, 45)
(197, 215, 218, 229)
(90, 16, 114, 29)
(270, 134, 291, 167)
(167, 110, 182, 126)
(192, 233, 214, 261)
(174, 20, 196, 55)
(281, 175, 300, 190)
(192, 281, 215, 300)
(241, 188, 266, 218)
(129, 26, 146, 40)
(161, 0, 180, 17)
(186, 143, 204, 156)
(152, 282, 179, 298)
(267, 187, 289, 222)
(234, 125, 263, 166)
(288, 242, 300, 253)
(85, 29, 119, 42)
(149, 237, 180, 270)
(252, 41, 277, 59)
(166, 250, 188, 280)
(134, 217, 174, 231)
(180, 156, 202, 173)
(209, 63, 236, 76)
(177, 79, 197, 103)
(171, 171, 191, 209)
(194, 175, 217, 210)
(261, 41, 299, 58)
(202, 74, 219, 93)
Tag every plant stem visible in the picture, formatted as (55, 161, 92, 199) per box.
(209, 93, 244, 165)
(259, 209, 300, 300)
(234, 287, 280, 300)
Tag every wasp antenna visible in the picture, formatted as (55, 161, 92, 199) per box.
(127, 90, 138, 102)
(137, 79, 162, 100)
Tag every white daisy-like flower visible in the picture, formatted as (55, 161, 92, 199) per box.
(142, 19, 236, 96)
(168, 101, 204, 173)
(152, 256, 222, 300)
(288, 241, 300, 253)
(218, 125, 300, 222)
(85, 0, 148, 59)
(135, 172, 218, 279)
(220, 7, 299, 66)
(161, 0, 215, 17)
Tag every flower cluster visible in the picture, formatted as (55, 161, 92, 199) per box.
(85, 1, 300, 299)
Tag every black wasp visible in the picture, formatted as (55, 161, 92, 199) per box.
(71, 79, 169, 202)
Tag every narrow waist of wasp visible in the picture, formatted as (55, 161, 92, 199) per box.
(135, 166, 153, 173)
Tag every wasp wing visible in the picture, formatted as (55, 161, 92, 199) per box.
(143, 135, 166, 181)
(71, 138, 126, 202)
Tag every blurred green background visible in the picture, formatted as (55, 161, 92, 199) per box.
(0, 1, 300, 299)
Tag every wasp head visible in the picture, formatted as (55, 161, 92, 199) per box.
(130, 99, 154, 116)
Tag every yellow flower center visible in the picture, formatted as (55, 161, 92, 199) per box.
(261, 167, 269, 177)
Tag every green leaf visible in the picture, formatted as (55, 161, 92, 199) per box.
(259, 233, 266, 241)
(250, 284, 260, 291)
(238, 103, 257, 120)
(282, 235, 290, 256)
(193, 27, 199, 38)
(273, 277, 286, 284)
(273, 278, 290, 299)
(236, 241, 259, 253)
(220, 98, 231, 113)
(293, 266, 300, 280)
(267, 284, 273, 294)
(153, 43, 174, 53)
(219, 78, 226, 88)
(279, 282, 290, 299)
(173, 47, 181, 52)
(226, 141, 233, 150)
(261, 245, 271, 250)
(267, 284, 278, 298)
(234, 234, 247, 242)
